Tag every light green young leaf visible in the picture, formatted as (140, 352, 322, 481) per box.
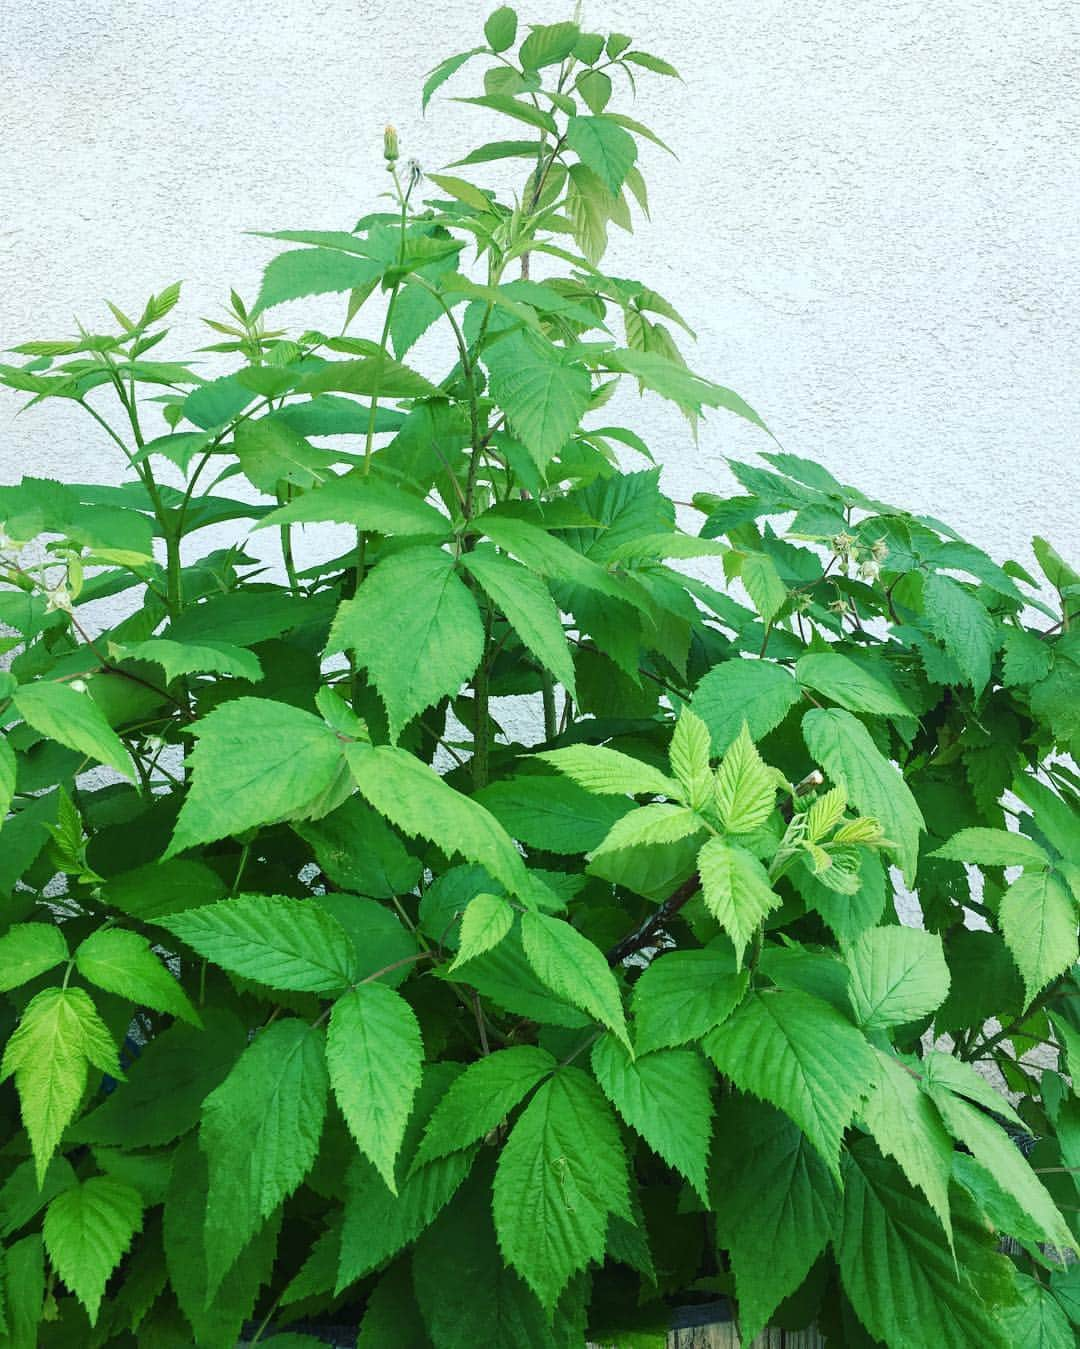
(13, 681, 134, 781)
(43, 1178, 143, 1326)
(836, 1139, 1020, 1349)
(692, 659, 801, 755)
(253, 248, 382, 313)
(698, 837, 780, 969)
(1, 987, 120, 1184)
(113, 637, 263, 685)
(450, 893, 515, 970)
(493, 1066, 628, 1309)
(160, 894, 357, 994)
(477, 775, 633, 855)
(462, 546, 577, 695)
(845, 926, 950, 1029)
(591, 1036, 713, 1202)
(484, 6, 518, 52)
(1000, 869, 1078, 1006)
(329, 546, 483, 742)
(930, 1086, 1076, 1254)
(346, 743, 530, 896)
(922, 571, 996, 694)
(802, 707, 924, 884)
(537, 743, 677, 798)
(704, 988, 876, 1177)
(714, 722, 776, 833)
(565, 115, 637, 196)
(200, 1019, 327, 1289)
(74, 928, 201, 1026)
(606, 349, 767, 430)
(668, 707, 713, 811)
(589, 803, 703, 859)
(921, 1049, 1026, 1131)
(796, 652, 915, 719)
(520, 910, 630, 1049)
(256, 475, 452, 537)
(167, 698, 347, 857)
(413, 1046, 556, 1170)
(234, 416, 335, 493)
(519, 20, 579, 69)
(630, 944, 749, 1053)
(327, 983, 423, 1194)
(710, 1094, 840, 1343)
(0, 923, 68, 993)
(859, 1048, 953, 1242)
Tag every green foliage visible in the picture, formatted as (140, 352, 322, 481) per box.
(0, 9, 1076, 1344)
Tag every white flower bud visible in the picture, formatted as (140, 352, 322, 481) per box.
(70, 678, 88, 694)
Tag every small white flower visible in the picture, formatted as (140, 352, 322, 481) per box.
(70, 678, 88, 694)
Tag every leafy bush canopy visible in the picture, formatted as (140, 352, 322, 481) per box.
(2, 9, 1079, 1347)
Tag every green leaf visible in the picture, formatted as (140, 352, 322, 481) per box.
(346, 743, 530, 895)
(796, 652, 915, 718)
(930, 1085, 1076, 1253)
(422, 47, 484, 110)
(714, 722, 776, 833)
(932, 826, 1051, 868)
(483, 331, 592, 469)
(413, 1046, 556, 1169)
(606, 348, 767, 429)
(477, 775, 633, 855)
(537, 743, 677, 798)
(589, 803, 703, 858)
(0, 1231, 44, 1348)
(845, 926, 950, 1029)
(519, 21, 579, 68)
(922, 1048, 1026, 1130)
(294, 793, 420, 900)
(451, 893, 515, 970)
(167, 697, 347, 857)
(591, 1036, 713, 1202)
(414, 1164, 587, 1349)
(802, 707, 924, 884)
(693, 659, 801, 755)
(254, 247, 382, 313)
(836, 1139, 1020, 1349)
(922, 571, 996, 694)
(1051, 1264, 1080, 1328)
(623, 50, 681, 77)
(74, 928, 200, 1025)
(457, 94, 557, 134)
(668, 707, 713, 812)
(0, 923, 67, 993)
(200, 1018, 327, 1287)
(449, 138, 544, 168)
(329, 546, 483, 742)
(1002, 627, 1053, 686)
(159, 894, 357, 993)
(698, 837, 780, 968)
(493, 1066, 628, 1309)
(565, 115, 637, 196)
(740, 552, 788, 626)
(43, 1178, 143, 1326)
(630, 944, 748, 1053)
(70, 1010, 245, 1149)
(327, 983, 423, 1194)
(859, 1048, 954, 1242)
(300, 355, 440, 399)
(485, 6, 518, 52)
(113, 637, 262, 684)
(256, 474, 451, 536)
(704, 988, 876, 1176)
(233, 416, 336, 493)
(12, 681, 133, 781)
(710, 1094, 840, 1342)
(578, 69, 613, 115)
(1000, 869, 1078, 1006)
(100, 857, 227, 922)
(521, 910, 630, 1048)
(0, 986, 120, 1184)
(0, 732, 15, 830)
(463, 546, 577, 695)
(1001, 1277, 1075, 1349)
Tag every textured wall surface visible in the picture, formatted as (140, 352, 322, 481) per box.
(1, 0, 1078, 576)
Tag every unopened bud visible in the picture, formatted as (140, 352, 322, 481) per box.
(383, 125, 399, 163)
(406, 157, 423, 192)
(44, 584, 73, 614)
(831, 531, 857, 556)
(70, 679, 88, 694)
(871, 537, 889, 563)
(858, 559, 880, 583)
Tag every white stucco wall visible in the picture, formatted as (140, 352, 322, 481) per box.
(1, 0, 1078, 576)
